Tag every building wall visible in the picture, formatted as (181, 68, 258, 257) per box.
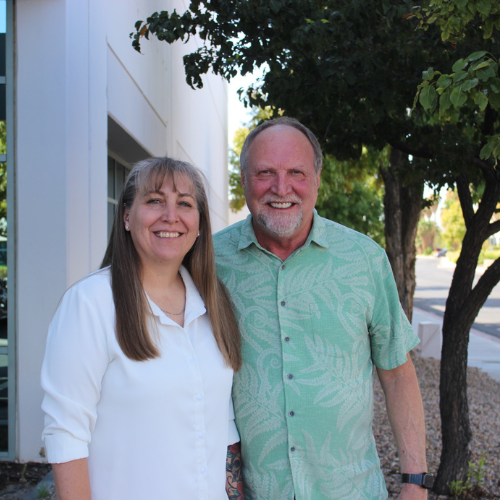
(15, 0, 228, 461)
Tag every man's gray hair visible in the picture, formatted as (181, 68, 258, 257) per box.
(240, 117, 323, 175)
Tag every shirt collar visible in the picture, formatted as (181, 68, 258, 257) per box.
(237, 209, 329, 253)
(147, 265, 207, 327)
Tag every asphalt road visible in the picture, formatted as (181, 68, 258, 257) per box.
(414, 256, 500, 340)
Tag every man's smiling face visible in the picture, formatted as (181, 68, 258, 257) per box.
(242, 125, 321, 247)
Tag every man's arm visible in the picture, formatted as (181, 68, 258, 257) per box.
(377, 354, 428, 500)
(226, 442, 245, 499)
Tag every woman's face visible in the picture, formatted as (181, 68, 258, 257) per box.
(125, 173, 200, 272)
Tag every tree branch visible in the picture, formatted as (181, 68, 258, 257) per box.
(482, 104, 497, 137)
(466, 156, 497, 184)
(463, 258, 500, 329)
(456, 173, 474, 230)
(487, 220, 500, 239)
(383, 138, 434, 159)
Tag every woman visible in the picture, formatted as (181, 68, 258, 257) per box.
(41, 157, 243, 500)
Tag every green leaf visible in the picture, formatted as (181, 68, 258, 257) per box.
(489, 78, 500, 93)
(472, 60, 491, 71)
(440, 88, 452, 112)
(450, 85, 467, 107)
(476, 0, 492, 17)
(466, 51, 488, 62)
(462, 78, 479, 91)
(480, 142, 493, 160)
(480, 135, 500, 161)
(422, 67, 436, 81)
(413, 89, 421, 110)
(484, 18, 494, 39)
(437, 74, 453, 89)
(420, 85, 438, 111)
(474, 90, 488, 110)
(488, 91, 500, 111)
(320, 19, 329, 24)
(477, 64, 496, 81)
(270, 0, 281, 14)
(452, 59, 467, 72)
(305, 18, 314, 24)
(453, 70, 467, 83)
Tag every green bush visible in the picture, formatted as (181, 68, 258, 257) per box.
(483, 249, 500, 260)
(447, 251, 460, 263)
(0, 266, 6, 279)
(424, 246, 433, 256)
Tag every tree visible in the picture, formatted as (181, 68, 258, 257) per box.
(228, 126, 248, 212)
(413, 1, 500, 492)
(131, 1, 500, 492)
(417, 219, 440, 253)
(131, 0, 467, 321)
(417, 195, 440, 252)
(316, 149, 386, 246)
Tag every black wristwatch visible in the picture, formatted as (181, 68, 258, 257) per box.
(401, 473, 435, 489)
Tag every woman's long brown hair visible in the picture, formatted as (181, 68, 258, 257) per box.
(101, 157, 241, 371)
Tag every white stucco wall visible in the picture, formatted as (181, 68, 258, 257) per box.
(15, 0, 228, 461)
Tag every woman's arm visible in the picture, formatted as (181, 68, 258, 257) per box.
(226, 442, 245, 500)
(52, 458, 91, 500)
(42, 277, 112, 493)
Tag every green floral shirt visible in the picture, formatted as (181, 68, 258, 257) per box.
(213, 211, 419, 500)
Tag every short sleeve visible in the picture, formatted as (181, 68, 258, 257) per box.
(41, 275, 113, 463)
(369, 251, 419, 370)
(227, 393, 240, 445)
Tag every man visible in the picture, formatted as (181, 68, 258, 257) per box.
(213, 117, 429, 500)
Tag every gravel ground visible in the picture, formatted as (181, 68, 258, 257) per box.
(374, 354, 500, 499)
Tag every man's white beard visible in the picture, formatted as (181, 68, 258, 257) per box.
(254, 206, 303, 236)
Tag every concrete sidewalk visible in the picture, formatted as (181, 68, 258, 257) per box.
(412, 307, 500, 382)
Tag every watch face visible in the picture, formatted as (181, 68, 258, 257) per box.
(423, 474, 435, 489)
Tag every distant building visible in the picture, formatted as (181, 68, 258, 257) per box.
(1, 0, 229, 461)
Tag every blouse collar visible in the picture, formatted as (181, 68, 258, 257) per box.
(147, 265, 207, 328)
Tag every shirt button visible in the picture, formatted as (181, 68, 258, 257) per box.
(289, 411, 295, 417)
(196, 394, 202, 401)
(284, 337, 290, 342)
(200, 467, 206, 473)
(290, 446, 296, 452)
(189, 358, 195, 364)
(281, 300, 286, 306)
(281, 264, 286, 270)
(287, 373, 293, 379)
(198, 432, 204, 439)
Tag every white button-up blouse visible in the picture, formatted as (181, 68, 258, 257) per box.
(41, 266, 238, 500)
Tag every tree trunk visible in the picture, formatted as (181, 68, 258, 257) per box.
(380, 149, 423, 322)
(433, 169, 500, 494)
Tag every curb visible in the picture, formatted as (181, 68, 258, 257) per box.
(24, 470, 54, 500)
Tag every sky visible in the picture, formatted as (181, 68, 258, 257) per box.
(0, 1, 5, 33)
(227, 69, 263, 147)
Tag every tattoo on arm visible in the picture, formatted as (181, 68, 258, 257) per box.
(226, 442, 245, 500)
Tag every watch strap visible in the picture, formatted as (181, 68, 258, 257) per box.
(402, 473, 434, 489)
